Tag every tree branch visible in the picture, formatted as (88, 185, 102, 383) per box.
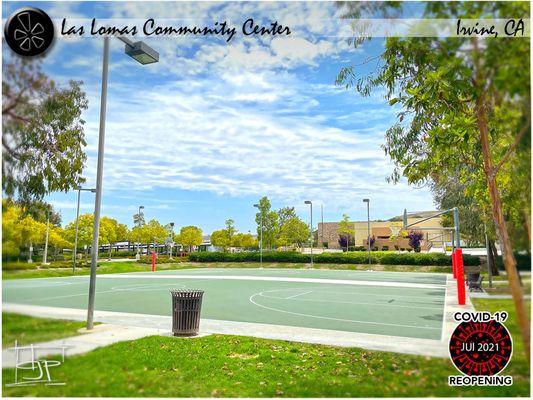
(493, 114, 531, 177)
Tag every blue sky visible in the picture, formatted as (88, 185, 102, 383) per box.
(3, 1, 435, 233)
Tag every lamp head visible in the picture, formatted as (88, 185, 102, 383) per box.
(125, 41, 159, 65)
(304, 200, 312, 205)
(363, 198, 370, 203)
(253, 204, 259, 208)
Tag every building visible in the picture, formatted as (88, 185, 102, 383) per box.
(317, 212, 453, 250)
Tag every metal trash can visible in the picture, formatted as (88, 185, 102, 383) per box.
(170, 290, 204, 336)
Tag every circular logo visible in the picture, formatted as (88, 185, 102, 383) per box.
(4, 7, 55, 56)
(449, 320, 512, 376)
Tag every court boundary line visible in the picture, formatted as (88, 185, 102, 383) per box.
(97, 273, 447, 290)
(249, 292, 441, 331)
(2, 303, 449, 357)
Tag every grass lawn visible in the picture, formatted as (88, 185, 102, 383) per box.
(2, 260, 451, 280)
(2, 299, 529, 397)
(2, 313, 94, 348)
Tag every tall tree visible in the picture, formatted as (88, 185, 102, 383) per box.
(177, 226, 203, 252)
(337, 214, 354, 251)
(2, 57, 89, 203)
(277, 217, 310, 249)
(337, 1, 530, 358)
(255, 196, 280, 249)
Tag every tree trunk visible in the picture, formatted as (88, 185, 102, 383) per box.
(488, 240, 500, 276)
(476, 96, 530, 361)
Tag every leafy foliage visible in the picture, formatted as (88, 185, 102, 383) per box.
(407, 231, 424, 252)
(2, 57, 88, 202)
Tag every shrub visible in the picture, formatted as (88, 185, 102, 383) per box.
(188, 251, 481, 266)
(382, 246, 389, 251)
(407, 231, 424, 252)
(138, 255, 189, 264)
(495, 252, 531, 271)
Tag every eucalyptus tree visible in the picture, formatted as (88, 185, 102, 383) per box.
(337, 1, 530, 357)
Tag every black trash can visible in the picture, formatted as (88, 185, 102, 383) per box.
(170, 290, 204, 336)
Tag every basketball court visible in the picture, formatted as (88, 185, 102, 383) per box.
(3, 268, 470, 356)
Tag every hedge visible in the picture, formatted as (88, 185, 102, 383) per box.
(496, 252, 531, 271)
(138, 255, 189, 264)
(188, 251, 481, 266)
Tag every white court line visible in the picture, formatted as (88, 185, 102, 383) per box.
(97, 274, 446, 290)
(269, 286, 444, 302)
(249, 293, 441, 331)
(260, 292, 443, 311)
(285, 290, 313, 299)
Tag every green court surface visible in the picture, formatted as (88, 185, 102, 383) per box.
(2, 268, 447, 340)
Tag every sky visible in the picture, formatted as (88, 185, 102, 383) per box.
(2, 0, 435, 234)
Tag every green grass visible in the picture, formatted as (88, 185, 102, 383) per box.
(2, 260, 451, 280)
(2, 313, 92, 348)
(2, 299, 529, 397)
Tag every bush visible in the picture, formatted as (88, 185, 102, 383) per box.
(496, 252, 531, 271)
(138, 255, 189, 264)
(188, 251, 481, 266)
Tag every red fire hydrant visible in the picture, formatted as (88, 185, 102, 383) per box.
(151, 251, 156, 272)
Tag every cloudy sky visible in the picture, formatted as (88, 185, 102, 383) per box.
(3, 1, 434, 233)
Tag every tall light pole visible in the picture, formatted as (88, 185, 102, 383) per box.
(135, 205, 145, 259)
(42, 206, 50, 265)
(73, 186, 96, 273)
(253, 204, 263, 268)
(363, 198, 371, 265)
(304, 200, 313, 268)
(321, 203, 324, 249)
(87, 36, 159, 331)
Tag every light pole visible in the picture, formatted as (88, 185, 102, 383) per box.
(135, 205, 145, 260)
(42, 207, 50, 265)
(253, 204, 263, 268)
(363, 198, 371, 266)
(87, 37, 159, 331)
(321, 203, 324, 249)
(73, 186, 96, 273)
(304, 200, 313, 268)
(168, 222, 175, 259)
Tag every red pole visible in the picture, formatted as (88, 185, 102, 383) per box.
(456, 248, 466, 305)
(151, 251, 156, 272)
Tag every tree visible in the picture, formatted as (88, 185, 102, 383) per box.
(177, 226, 203, 252)
(2, 57, 88, 203)
(277, 207, 297, 229)
(232, 233, 256, 249)
(144, 219, 168, 253)
(255, 196, 279, 249)
(277, 217, 310, 248)
(337, 1, 530, 358)
(337, 214, 354, 251)
(407, 231, 424, 253)
(210, 229, 232, 252)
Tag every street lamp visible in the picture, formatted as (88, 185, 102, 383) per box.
(168, 222, 175, 259)
(253, 204, 263, 268)
(363, 198, 371, 266)
(73, 186, 96, 273)
(135, 205, 145, 260)
(87, 37, 159, 331)
(304, 200, 313, 268)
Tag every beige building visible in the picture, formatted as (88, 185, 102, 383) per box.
(317, 213, 453, 250)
